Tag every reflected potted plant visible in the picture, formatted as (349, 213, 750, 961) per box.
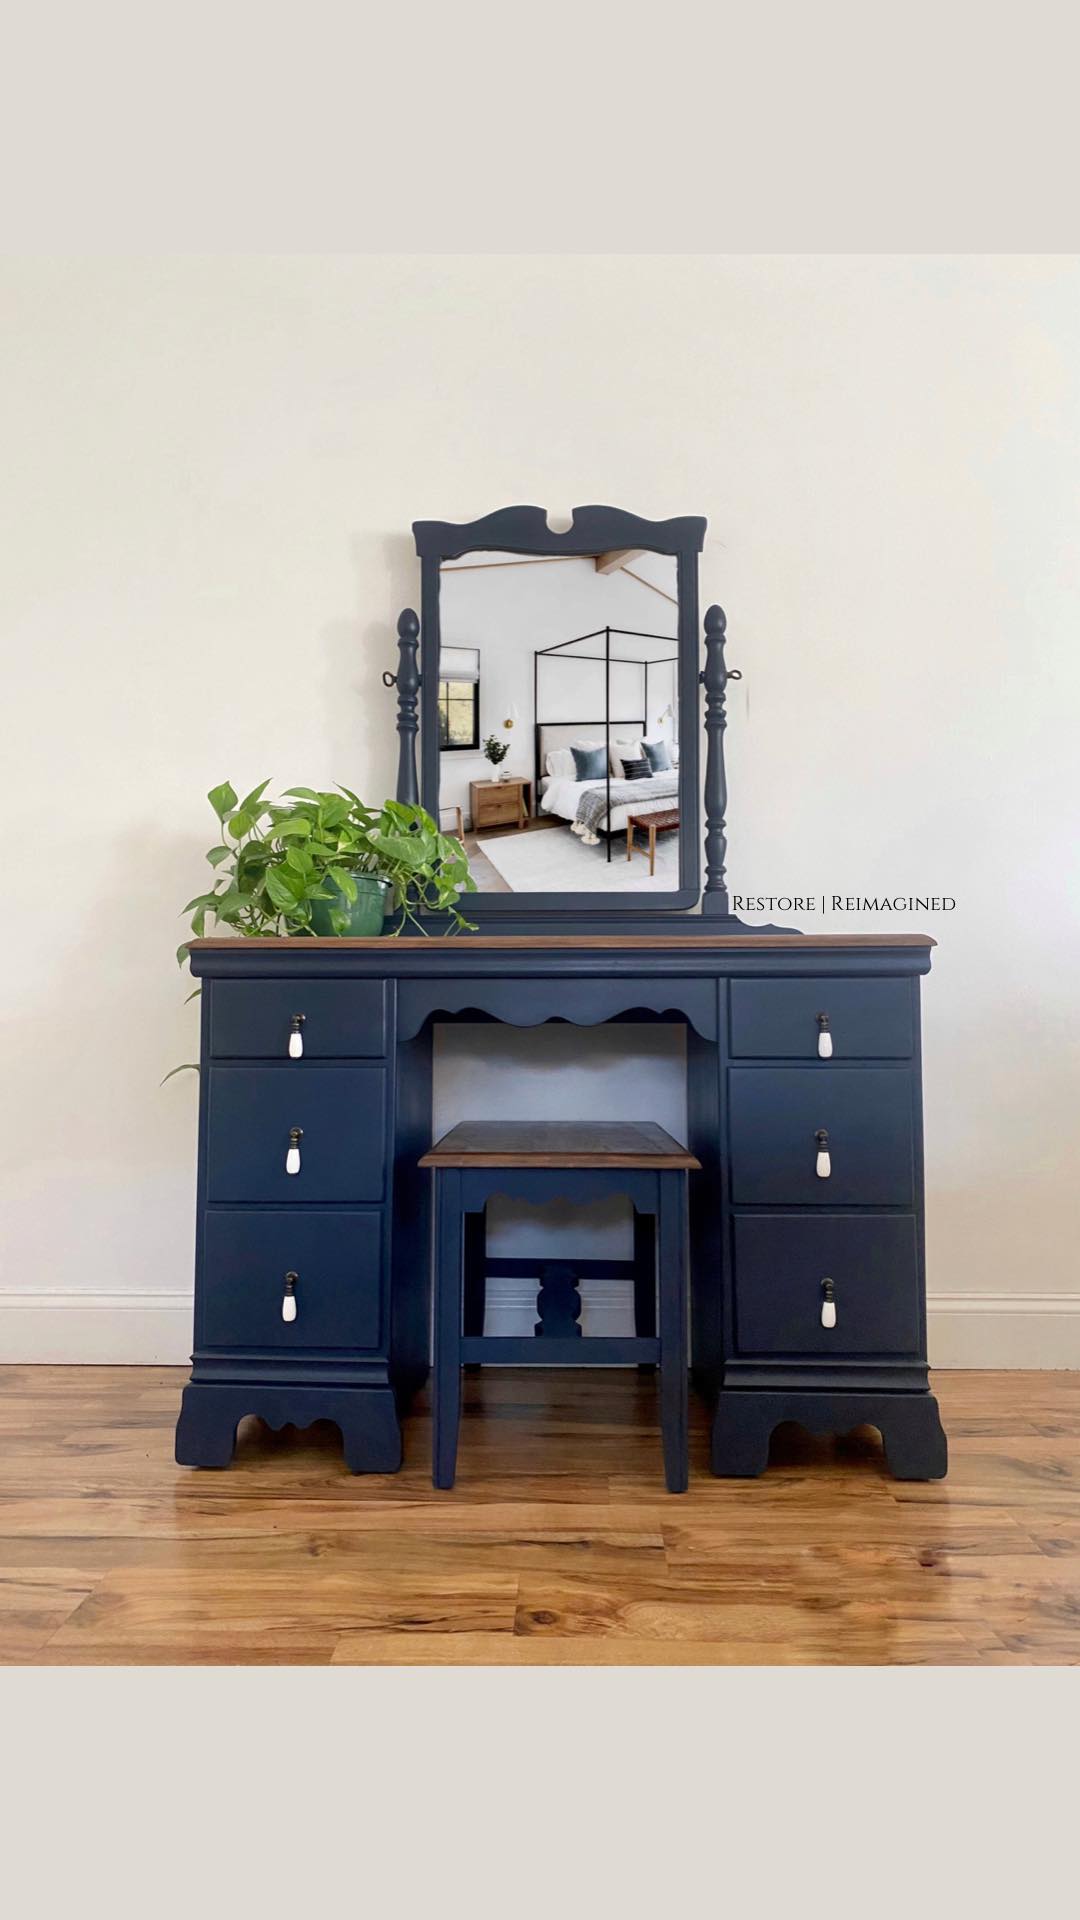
(178, 781, 476, 959)
(483, 733, 511, 780)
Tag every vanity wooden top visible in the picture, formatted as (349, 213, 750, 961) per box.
(188, 933, 935, 950)
(420, 1120, 701, 1169)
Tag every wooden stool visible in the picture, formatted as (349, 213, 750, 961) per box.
(626, 806, 680, 876)
(419, 1122, 699, 1493)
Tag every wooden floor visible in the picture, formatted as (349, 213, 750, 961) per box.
(1, 1367, 1078, 1665)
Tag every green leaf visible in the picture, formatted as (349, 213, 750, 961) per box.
(329, 867, 358, 903)
(206, 845, 232, 867)
(226, 810, 254, 838)
(265, 868, 299, 910)
(176, 943, 190, 967)
(212, 888, 249, 923)
(235, 844, 272, 873)
(182, 889, 222, 913)
(161, 1063, 200, 1085)
(336, 784, 374, 814)
(273, 814, 313, 839)
(282, 786, 322, 802)
(238, 778, 272, 813)
(184, 987, 202, 1003)
(368, 829, 427, 872)
(208, 781, 238, 820)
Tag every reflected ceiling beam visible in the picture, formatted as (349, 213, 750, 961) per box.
(594, 548, 645, 574)
(621, 564, 678, 606)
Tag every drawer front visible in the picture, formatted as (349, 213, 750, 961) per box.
(206, 1066, 387, 1203)
(479, 798, 520, 825)
(729, 1067, 915, 1206)
(730, 977, 913, 1059)
(209, 979, 387, 1059)
(733, 1213, 921, 1356)
(202, 1211, 381, 1350)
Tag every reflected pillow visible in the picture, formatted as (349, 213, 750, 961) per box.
(545, 747, 576, 779)
(609, 737, 644, 774)
(620, 757, 650, 780)
(643, 739, 672, 773)
(571, 744, 609, 781)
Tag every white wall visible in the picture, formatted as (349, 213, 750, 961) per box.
(439, 554, 677, 823)
(2, 254, 1078, 1365)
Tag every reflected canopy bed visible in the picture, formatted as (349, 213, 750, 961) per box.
(533, 626, 679, 861)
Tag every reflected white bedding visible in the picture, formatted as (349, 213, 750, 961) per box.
(541, 772, 677, 842)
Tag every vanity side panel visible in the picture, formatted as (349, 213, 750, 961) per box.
(191, 980, 214, 1360)
(390, 1017, 434, 1394)
(912, 972, 929, 1362)
(687, 997, 725, 1391)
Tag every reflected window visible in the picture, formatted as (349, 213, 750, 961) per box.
(438, 645, 480, 750)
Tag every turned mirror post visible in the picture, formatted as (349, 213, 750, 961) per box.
(700, 603, 742, 918)
(384, 608, 421, 807)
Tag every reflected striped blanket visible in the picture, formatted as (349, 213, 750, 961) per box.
(571, 771, 679, 843)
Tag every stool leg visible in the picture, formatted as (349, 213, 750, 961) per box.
(657, 1174, 689, 1493)
(463, 1207, 487, 1370)
(632, 1208, 657, 1372)
(433, 1169, 463, 1489)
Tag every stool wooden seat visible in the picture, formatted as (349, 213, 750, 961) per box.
(419, 1122, 700, 1493)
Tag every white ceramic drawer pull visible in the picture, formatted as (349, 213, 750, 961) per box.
(286, 1126, 303, 1175)
(820, 1278, 837, 1329)
(288, 1014, 305, 1059)
(814, 1128, 831, 1178)
(282, 1272, 298, 1323)
(816, 1012, 833, 1059)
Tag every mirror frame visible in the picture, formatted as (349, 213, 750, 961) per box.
(412, 504, 706, 925)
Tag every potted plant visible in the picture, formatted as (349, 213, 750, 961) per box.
(483, 733, 510, 779)
(178, 781, 476, 960)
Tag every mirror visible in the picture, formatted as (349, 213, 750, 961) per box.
(440, 550, 679, 893)
(413, 507, 705, 920)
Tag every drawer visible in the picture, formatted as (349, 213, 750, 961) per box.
(478, 801, 521, 826)
(209, 978, 388, 1059)
(202, 1211, 381, 1350)
(729, 978, 913, 1059)
(733, 1213, 921, 1356)
(729, 1067, 915, 1206)
(206, 1066, 387, 1203)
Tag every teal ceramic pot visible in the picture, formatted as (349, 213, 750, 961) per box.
(309, 873, 391, 936)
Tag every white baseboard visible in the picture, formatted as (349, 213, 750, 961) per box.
(925, 1291, 1080, 1369)
(0, 1291, 194, 1365)
(2, 1284, 1079, 1369)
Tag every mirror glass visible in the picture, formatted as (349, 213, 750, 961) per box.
(437, 548, 680, 894)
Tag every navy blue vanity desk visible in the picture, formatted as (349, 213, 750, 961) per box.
(175, 931, 947, 1481)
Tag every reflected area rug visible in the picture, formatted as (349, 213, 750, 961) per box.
(476, 823, 679, 892)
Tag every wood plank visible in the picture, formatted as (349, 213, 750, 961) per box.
(45, 1566, 520, 1652)
(188, 934, 936, 950)
(0, 1566, 103, 1658)
(420, 1120, 699, 1168)
(1, 1367, 1078, 1665)
(335, 1632, 981, 1666)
